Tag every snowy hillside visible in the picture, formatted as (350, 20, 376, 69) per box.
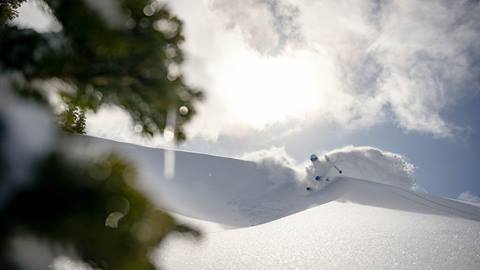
(74, 136, 480, 269)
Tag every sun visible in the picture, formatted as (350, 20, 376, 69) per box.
(214, 49, 331, 129)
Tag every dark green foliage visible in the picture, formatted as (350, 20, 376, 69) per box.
(59, 104, 86, 134)
(0, 0, 203, 140)
(0, 1, 204, 269)
(0, 149, 200, 269)
(0, 0, 26, 23)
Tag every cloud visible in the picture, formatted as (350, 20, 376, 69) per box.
(300, 0, 480, 138)
(173, 0, 480, 141)
(77, 0, 480, 144)
(211, 0, 302, 55)
(457, 191, 480, 203)
(14, 0, 480, 143)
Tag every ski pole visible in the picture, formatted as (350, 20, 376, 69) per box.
(324, 155, 342, 174)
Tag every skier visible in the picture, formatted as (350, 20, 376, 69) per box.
(306, 154, 342, 191)
(306, 154, 319, 191)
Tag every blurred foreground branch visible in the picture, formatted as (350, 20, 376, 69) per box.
(0, 0, 204, 269)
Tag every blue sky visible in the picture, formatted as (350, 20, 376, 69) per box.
(16, 0, 480, 200)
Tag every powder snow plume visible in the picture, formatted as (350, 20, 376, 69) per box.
(307, 146, 415, 190)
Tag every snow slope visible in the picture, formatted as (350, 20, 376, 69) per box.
(73, 136, 480, 269)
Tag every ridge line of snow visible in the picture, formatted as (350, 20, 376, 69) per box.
(385, 185, 480, 221)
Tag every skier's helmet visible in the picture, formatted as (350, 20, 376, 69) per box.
(310, 154, 318, 162)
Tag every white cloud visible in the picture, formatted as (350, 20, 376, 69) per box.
(167, 0, 480, 141)
(45, 0, 477, 144)
(14, 0, 480, 144)
(211, 0, 302, 56)
(360, 0, 480, 137)
(458, 191, 480, 203)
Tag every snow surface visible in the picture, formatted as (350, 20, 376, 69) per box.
(72, 136, 480, 269)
